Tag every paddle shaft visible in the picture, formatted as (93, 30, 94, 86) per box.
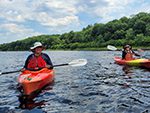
(0, 65, 67, 75)
(53, 63, 68, 67)
(0, 63, 71, 75)
(0, 70, 21, 75)
(0, 64, 68, 75)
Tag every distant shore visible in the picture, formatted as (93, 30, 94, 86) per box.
(0, 46, 149, 51)
(47, 46, 150, 51)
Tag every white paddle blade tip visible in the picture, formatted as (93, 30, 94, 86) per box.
(69, 59, 87, 67)
(107, 45, 117, 51)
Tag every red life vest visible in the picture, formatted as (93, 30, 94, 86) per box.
(125, 51, 134, 60)
(27, 55, 47, 69)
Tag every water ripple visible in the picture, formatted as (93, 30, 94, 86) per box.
(0, 51, 149, 113)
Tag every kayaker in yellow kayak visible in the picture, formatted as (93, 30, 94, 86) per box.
(122, 45, 140, 60)
(22, 42, 53, 71)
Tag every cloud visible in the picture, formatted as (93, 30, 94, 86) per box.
(44, 0, 78, 14)
(76, 0, 137, 22)
(1, 23, 27, 33)
(36, 12, 79, 27)
(0, 23, 41, 43)
(0, 0, 33, 22)
(33, 0, 80, 27)
(0, 0, 81, 43)
(0, 0, 80, 26)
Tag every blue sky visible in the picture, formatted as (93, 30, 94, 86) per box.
(0, 0, 150, 44)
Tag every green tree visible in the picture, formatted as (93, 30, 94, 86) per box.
(126, 28, 135, 40)
(133, 20, 146, 34)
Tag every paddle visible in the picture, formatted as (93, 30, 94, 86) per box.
(0, 59, 87, 75)
(53, 59, 87, 67)
(0, 70, 21, 75)
(137, 49, 149, 59)
(107, 45, 117, 51)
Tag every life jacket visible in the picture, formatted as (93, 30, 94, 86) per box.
(125, 50, 134, 60)
(27, 54, 47, 69)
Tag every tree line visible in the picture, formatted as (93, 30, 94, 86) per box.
(0, 12, 150, 51)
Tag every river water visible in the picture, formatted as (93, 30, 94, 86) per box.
(0, 51, 149, 113)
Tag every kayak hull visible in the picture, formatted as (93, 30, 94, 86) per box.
(114, 57, 150, 69)
(18, 68, 54, 96)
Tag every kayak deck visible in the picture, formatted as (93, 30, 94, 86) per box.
(18, 68, 54, 96)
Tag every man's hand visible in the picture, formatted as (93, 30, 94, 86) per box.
(46, 65, 53, 69)
(34, 67, 39, 70)
(21, 68, 26, 72)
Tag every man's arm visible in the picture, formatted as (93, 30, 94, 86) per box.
(122, 51, 126, 59)
(132, 50, 140, 57)
(24, 54, 33, 69)
(42, 53, 53, 69)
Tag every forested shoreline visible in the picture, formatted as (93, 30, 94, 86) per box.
(0, 12, 150, 51)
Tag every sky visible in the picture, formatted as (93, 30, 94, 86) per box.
(0, 0, 150, 44)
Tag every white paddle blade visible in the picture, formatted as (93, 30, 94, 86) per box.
(107, 45, 117, 51)
(68, 59, 87, 67)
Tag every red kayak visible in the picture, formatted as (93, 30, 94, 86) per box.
(114, 57, 150, 69)
(18, 68, 55, 96)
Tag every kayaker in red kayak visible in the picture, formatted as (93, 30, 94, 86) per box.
(22, 42, 53, 71)
(122, 45, 140, 60)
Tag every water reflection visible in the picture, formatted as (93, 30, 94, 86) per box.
(18, 83, 54, 110)
(19, 99, 45, 110)
(122, 65, 134, 79)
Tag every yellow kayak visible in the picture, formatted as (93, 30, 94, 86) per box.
(114, 57, 150, 69)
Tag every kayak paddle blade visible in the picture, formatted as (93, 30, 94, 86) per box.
(68, 59, 87, 67)
(107, 45, 117, 51)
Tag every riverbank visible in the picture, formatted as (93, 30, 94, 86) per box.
(0, 46, 149, 51)
(48, 46, 150, 51)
